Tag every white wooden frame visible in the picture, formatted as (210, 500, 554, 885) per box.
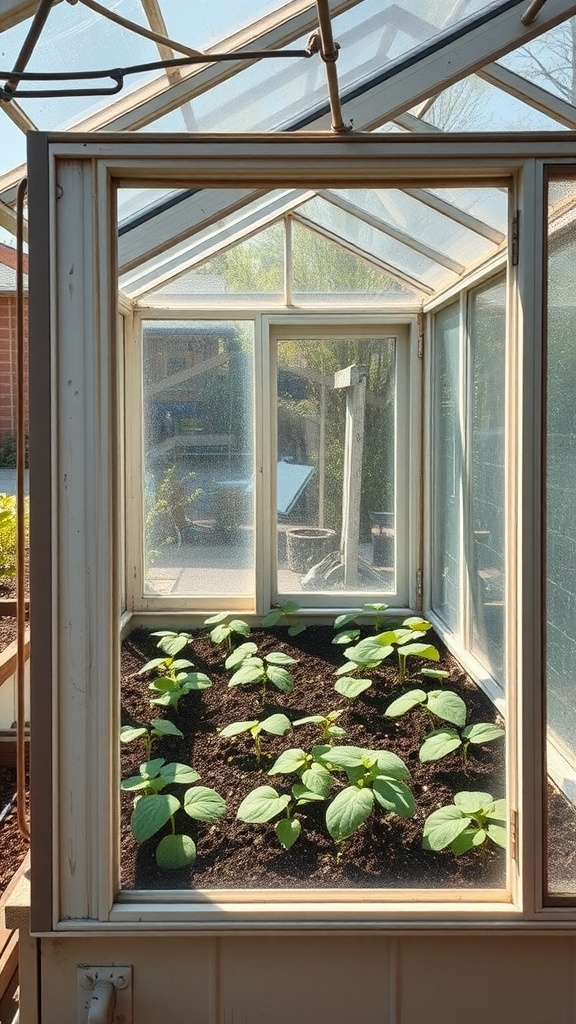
(28, 132, 576, 933)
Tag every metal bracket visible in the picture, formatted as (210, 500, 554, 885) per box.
(77, 966, 132, 1024)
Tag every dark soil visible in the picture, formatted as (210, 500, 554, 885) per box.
(0, 766, 29, 896)
(120, 624, 509, 892)
(0, 617, 17, 649)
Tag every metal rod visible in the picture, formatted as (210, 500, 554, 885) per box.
(313, 0, 348, 133)
(521, 0, 548, 24)
(16, 177, 30, 843)
(76, 0, 204, 58)
(4, 0, 55, 95)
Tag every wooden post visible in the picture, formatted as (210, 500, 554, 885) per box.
(334, 364, 367, 586)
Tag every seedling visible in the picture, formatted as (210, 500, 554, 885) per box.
(120, 718, 183, 760)
(316, 745, 416, 843)
(128, 777, 226, 869)
(237, 780, 327, 850)
(384, 688, 467, 728)
(293, 709, 347, 743)
(139, 647, 211, 709)
(332, 602, 390, 643)
(268, 745, 333, 798)
(418, 721, 505, 766)
(204, 612, 251, 652)
(121, 757, 199, 794)
(262, 600, 307, 636)
(228, 651, 298, 698)
(218, 713, 291, 762)
(423, 791, 506, 856)
(151, 630, 192, 657)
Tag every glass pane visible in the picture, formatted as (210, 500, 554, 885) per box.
(546, 176, 576, 896)
(142, 320, 254, 597)
(420, 75, 569, 132)
(145, 223, 284, 304)
(276, 335, 396, 596)
(500, 20, 576, 104)
(431, 301, 461, 635)
(292, 220, 422, 304)
(469, 277, 506, 683)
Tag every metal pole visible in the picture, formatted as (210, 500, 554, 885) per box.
(521, 0, 549, 25)
(4, 0, 55, 95)
(312, 0, 348, 133)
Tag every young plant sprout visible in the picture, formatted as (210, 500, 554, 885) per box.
(121, 753, 226, 870)
(331, 602, 390, 644)
(151, 630, 192, 657)
(316, 745, 416, 843)
(218, 713, 291, 762)
(138, 640, 211, 709)
(384, 688, 467, 729)
(418, 721, 505, 767)
(293, 709, 347, 743)
(422, 791, 506, 857)
(268, 745, 333, 799)
(120, 718, 183, 760)
(237, 780, 327, 850)
(228, 651, 298, 698)
(262, 600, 307, 636)
(204, 612, 251, 652)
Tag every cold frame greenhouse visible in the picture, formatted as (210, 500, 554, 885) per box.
(4, 0, 576, 1021)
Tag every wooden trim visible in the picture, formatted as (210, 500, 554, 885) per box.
(0, 630, 30, 688)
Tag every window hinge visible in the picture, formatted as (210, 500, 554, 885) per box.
(417, 312, 424, 358)
(416, 568, 423, 599)
(510, 808, 519, 862)
(511, 211, 519, 266)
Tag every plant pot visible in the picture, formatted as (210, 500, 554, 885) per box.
(286, 527, 337, 574)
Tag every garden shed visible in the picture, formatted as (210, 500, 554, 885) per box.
(3, 1, 576, 1022)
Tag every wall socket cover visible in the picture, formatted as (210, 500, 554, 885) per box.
(76, 966, 133, 1024)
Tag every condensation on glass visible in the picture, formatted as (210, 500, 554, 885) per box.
(142, 319, 255, 598)
(546, 176, 576, 898)
(275, 335, 397, 596)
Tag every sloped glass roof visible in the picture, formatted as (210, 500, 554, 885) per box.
(1, 0, 576, 296)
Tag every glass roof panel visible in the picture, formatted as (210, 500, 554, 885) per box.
(3, 0, 163, 130)
(117, 188, 185, 224)
(292, 220, 422, 305)
(329, 188, 504, 267)
(159, 0, 286, 49)
(144, 222, 285, 305)
(498, 22, 576, 102)
(297, 195, 458, 290)
(419, 75, 570, 131)
(0, 113, 27, 177)
(426, 186, 508, 233)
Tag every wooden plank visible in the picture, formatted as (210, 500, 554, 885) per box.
(334, 364, 367, 390)
(0, 630, 30, 688)
(0, 932, 18, 1000)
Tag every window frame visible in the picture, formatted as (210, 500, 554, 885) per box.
(27, 131, 576, 933)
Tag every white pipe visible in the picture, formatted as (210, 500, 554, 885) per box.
(87, 982, 116, 1024)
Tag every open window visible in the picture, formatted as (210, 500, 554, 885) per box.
(26, 133, 576, 930)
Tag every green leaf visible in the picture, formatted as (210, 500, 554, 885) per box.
(121, 775, 150, 792)
(179, 672, 212, 691)
(228, 619, 251, 637)
(183, 786, 226, 822)
(131, 793, 180, 843)
(317, 745, 368, 769)
(288, 622, 307, 636)
(170, 659, 194, 671)
(276, 817, 301, 850)
(120, 725, 147, 744)
(204, 612, 228, 624)
(334, 660, 361, 677)
(155, 833, 196, 869)
(334, 677, 372, 699)
(218, 719, 257, 738)
(462, 722, 505, 745)
(419, 728, 461, 763)
(486, 798, 506, 822)
(148, 676, 178, 693)
(372, 749, 411, 780)
(402, 617, 431, 632)
(150, 719, 183, 738)
(228, 661, 264, 687)
(334, 612, 360, 629)
(210, 624, 230, 644)
(384, 689, 427, 717)
(260, 713, 292, 736)
(301, 764, 332, 797)
(346, 636, 394, 664)
(363, 602, 389, 614)
(327, 724, 347, 738)
(268, 748, 309, 775)
(426, 689, 467, 727)
(420, 668, 450, 681)
(261, 609, 282, 626)
(332, 629, 361, 645)
(140, 758, 166, 777)
(293, 714, 322, 726)
(265, 651, 298, 665)
(281, 600, 301, 614)
(450, 827, 479, 855)
(372, 777, 416, 818)
(422, 805, 471, 851)
(266, 665, 294, 692)
(225, 642, 258, 669)
(291, 784, 325, 803)
(454, 791, 496, 814)
(237, 786, 291, 823)
(398, 642, 440, 663)
(486, 822, 507, 848)
(139, 657, 166, 674)
(326, 786, 374, 841)
(160, 763, 200, 785)
(152, 631, 192, 657)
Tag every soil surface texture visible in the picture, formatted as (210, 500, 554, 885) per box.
(121, 624, 509, 892)
(0, 766, 29, 896)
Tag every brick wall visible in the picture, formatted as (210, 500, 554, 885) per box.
(0, 292, 29, 436)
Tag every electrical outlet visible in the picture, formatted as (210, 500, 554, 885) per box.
(76, 966, 132, 1024)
